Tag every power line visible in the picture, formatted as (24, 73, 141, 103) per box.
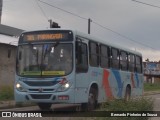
(132, 0, 160, 9)
(38, 0, 157, 50)
(38, 0, 88, 20)
(35, 0, 48, 21)
(92, 21, 156, 50)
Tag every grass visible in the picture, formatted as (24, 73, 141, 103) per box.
(0, 85, 14, 101)
(144, 83, 160, 91)
(100, 98, 153, 111)
(97, 98, 153, 120)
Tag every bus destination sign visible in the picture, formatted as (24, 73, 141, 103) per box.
(20, 30, 73, 43)
(25, 33, 67, 41)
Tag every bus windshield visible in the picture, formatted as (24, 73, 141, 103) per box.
(17, 43, 73, 77)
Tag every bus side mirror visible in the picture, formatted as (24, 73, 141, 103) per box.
(19, 51, 22, 60)
(8, 49, 11, 58)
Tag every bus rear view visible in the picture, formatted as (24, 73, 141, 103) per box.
(15, 30, 74, 110)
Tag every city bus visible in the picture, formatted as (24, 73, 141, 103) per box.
(14, 29, 143, 111)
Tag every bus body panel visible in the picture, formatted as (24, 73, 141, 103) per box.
(74, 67, 143, 103)
(75, 72, 89, 103)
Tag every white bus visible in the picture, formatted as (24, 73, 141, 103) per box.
(14, 29, 143, 111)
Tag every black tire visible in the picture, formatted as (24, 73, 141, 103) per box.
(81, 88, 97, 111)
(81, 103, 88, 111)
(124, 86, 131, 101)
(37, 103, 52, 111)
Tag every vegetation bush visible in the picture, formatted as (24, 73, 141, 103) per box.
(0, 86, 14, 101)
(97, 97, 153, 120)
(144, 83, 160, 91)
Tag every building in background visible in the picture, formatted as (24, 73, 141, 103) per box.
(0, 24, 24, 87)
(0, 0, 25, 87)
(143, 62, 160, 83)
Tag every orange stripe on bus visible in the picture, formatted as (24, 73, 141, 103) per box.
(131, 73, 136, 88)
(102, 69, 113, 99)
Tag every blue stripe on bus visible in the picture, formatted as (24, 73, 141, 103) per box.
(112, 70, 124, 98)
(54, 77, 61, 81)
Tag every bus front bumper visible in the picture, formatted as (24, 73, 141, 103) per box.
(14, 89, 75, 104)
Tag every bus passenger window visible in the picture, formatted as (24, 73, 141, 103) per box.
(120, 51, 127, 71)
(135, 56, 142, 73)
(128, 54, 135, 72)
(76, 41, 88, 73)
(111, 48, 119, 69)
(100, 45, 109, 68)
(89, 42, 99, 67)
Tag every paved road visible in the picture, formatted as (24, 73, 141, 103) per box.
(148, 94, 160, 120)
(1, 94, 160, 120)
(149, 94, 160, 111)
(0, 104, 82, 120)
(0, 104, 80, 112)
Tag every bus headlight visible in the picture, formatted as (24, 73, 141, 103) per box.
(56, 79, 71, 92)
(65, 83, 70, 88)
(15, 82, 26, 92)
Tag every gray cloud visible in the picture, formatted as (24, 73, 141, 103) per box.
(2, 0, 160, 61)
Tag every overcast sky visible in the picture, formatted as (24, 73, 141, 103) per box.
(2, 0, 160, 61)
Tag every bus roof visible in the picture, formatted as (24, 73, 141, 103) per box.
(21, 28, 142, 56)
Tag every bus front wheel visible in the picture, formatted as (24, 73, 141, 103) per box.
(37, 103, 52, 110)
(81, 88, 97, 111)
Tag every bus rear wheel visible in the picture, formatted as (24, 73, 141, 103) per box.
(37, 103, 52, 111)
(124, 86, 131, 101)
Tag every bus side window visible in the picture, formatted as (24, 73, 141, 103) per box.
(128, 54, 135, 72)
(135, 56, 142, 73)
(89, 41, 99, 67)
(111, 48, 119, 69)
(76, 41, 88, 73)
(100, 45, 110, 68)
(120, 51, 128, 71)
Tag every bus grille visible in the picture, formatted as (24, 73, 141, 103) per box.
(30, 94, 51, 99)
(28, 89, 54, 92)
(23, 81, 59, 86)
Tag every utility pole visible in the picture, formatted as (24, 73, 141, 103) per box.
(88, 18, 92, 34)
(48, 19, 52, 28)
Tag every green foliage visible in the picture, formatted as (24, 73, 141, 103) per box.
(0, 86, 14, 101)
(98, 98, 153, 120)
(100, 98, 153, 111)
(144, 83, 160, 91)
